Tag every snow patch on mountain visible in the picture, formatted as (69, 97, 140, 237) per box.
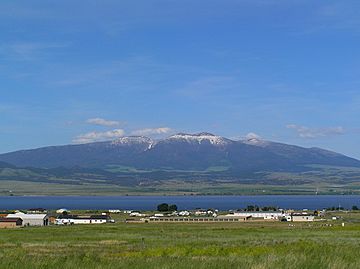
(167, 132, 231, 146)
(242, 138, 270, 146)
(111, 136, 154, 146)
(241, 133, 269, 147)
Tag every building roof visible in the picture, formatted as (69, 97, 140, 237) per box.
(57, 215, 109, 220)
(234, 211, 282, 214)
(56, 208, 69, 212)
(291, 213, 315, 216)
(0, 218, 22, 223)
(6, 212, 47, 220)
(27, 208, 47, 212)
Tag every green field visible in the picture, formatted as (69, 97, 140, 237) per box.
(1, 212, 360, 268)
(2, 164, 360, 196)
(2, 177, 360, 196)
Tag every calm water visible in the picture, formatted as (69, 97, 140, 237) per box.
(0, 195, 359, 210)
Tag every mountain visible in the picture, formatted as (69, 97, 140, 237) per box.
(0, 161, 15, 169)
(1, 133, 360, 195)
(0, 133, 359, 173)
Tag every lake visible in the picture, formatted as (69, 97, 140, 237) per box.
(0, 195, 359, 210)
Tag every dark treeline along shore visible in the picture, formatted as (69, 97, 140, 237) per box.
(1, 195, 360, 211)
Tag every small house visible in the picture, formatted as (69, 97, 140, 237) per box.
(109, 209, 121, 213)
(27, 208, 47, 214)
(129, 211, 145, 217)
(0, 218, 23, 228)
(194, 209, 207, 216)
(47, 214, 57, 224)
(291, 213, 315, 222)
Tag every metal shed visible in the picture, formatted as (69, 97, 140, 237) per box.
(6, 212, 49, 226)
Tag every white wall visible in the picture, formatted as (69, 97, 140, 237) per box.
(56, 218, 107, 225)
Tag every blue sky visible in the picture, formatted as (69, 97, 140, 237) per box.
(1, 0, 360, 158)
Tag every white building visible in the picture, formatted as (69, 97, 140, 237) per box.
(178, 211, 190, 216)
(129, 211, 145, 217)
(56, 208, 69, 214)
(55, 215, 110, 225)
(109, 209, 121, 213)
(6, 212, 49, 226)
(291, 214, 315, 222)
(194, 210, 207, 216)
(225, 212, 284, 220)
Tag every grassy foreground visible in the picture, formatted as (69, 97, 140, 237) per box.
(1, 220, 360, 269)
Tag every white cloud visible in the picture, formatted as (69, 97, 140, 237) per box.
(131, 127, 172, 136)
(287, 124, 345, 139)
(73, 129, 125, 144)
(86, 117, 120, 127)
(245, 132, 262, 140)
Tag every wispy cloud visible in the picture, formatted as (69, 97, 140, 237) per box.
(131, 127, 172, 136)
(177, 76, 246, 99)
(86, 117, 121, 127)
(287, 124, 345, 139)
(52, 56, 180, 90)
(316, 2, 360, 30)
(73, 129, 125, 144)
(231, 132, 262, 141)
(0, 42, 70, 61)
(291, 2, 360, 35)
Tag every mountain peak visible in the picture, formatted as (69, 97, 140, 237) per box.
(0, 131, 359, 170)
(171, 132, 217, 137)
(173, 132, 215, 137)
(240, 133, 269, 146)
(242, 137, 269, 146)
(168, 132, 230, 145)
(194, 132, 216, 136)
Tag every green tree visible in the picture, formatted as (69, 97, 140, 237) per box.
(246, 205, 255, 211)
(169, 204, 178, 211)
(352, 205, 359, 211)
(157, 203, 169, 212)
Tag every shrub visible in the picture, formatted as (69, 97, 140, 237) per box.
(169, 204, 178, 211)
(157, 203, 169, 212)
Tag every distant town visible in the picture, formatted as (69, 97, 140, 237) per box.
(1, 203, 357, 228)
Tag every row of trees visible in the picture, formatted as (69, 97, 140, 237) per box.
(157, 203, 178, 212)
(244, 205, 360, 211)
(241, 205, 278, 212)
(326, 205, 359, 211)
(155, 204, 360, 212)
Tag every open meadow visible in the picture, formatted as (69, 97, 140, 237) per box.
(1, 213, 360, 269)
